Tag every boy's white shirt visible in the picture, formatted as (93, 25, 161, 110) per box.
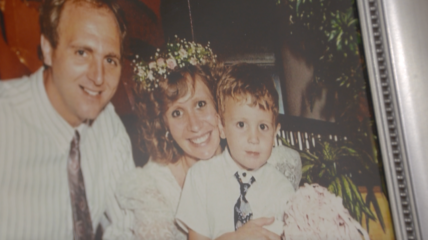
(175, 147, 295, 239)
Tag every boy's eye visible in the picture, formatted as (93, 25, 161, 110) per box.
(197, 101, 206, 108)
(172, 110, 181, 118)
(76, 49, 86, 56)
(260, 124, 268, 130)
(237, 122, 245, 128)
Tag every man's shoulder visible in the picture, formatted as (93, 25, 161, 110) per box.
(0, 74, 34, 101)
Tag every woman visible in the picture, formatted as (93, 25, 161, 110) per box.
(117, 39, 301, 240)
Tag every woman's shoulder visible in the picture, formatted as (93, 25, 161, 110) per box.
(272, 145, 300, 158)
(269, 145, 301, 166)
(119, 161, 162, 184)
(268, 145, 302, 190)
(116, 160, 173, 209)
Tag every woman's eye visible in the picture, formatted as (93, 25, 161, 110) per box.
(196, 101, 206, 108)
(171, 110, 181, 118)
(237, 122, 245, 128)
(260, 124, 268, 131)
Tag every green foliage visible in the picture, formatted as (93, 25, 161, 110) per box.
(276, 0, 386, 233)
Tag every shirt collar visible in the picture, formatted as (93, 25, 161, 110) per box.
(33, 67, 84, 150)
(222, 147, 266, 183)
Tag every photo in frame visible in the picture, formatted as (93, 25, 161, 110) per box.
(0, 0, 423, 239)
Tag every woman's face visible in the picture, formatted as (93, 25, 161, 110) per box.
(164, 75, 220, 161)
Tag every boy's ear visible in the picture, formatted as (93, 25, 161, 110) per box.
(273, 123, 281, 142)
(40, 35, 53, 67)
(217, 114, 226, 139)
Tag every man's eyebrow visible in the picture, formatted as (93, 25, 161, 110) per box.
(70, 45, 120, 59)
(70, 44, 94, 53)
(105, 52, 121, 59)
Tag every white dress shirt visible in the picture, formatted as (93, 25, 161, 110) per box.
(0, 68, 135, 240)
(176, 148, 295, 239)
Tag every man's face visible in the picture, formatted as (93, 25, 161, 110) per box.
(219, 96, 280, 170)
(42, 1, 122, 127)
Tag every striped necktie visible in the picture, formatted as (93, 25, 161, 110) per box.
(68, 130, 94, 240)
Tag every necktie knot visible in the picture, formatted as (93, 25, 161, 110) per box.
(234, 172, 255, 199)
(68, 131, 81, 174)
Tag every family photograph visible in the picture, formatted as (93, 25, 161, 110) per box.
(0, 0, 395, 239)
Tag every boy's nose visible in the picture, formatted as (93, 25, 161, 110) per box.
(248, 129, 259, 144)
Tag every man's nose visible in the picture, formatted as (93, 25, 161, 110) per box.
(187, 111, 203, 132)
(88, 58, 104, 85)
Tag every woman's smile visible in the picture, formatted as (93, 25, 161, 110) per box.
(188, 131, 211, 145)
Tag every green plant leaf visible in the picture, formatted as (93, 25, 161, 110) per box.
(302, 163, 315, 175)
(334, 177, 343, 198)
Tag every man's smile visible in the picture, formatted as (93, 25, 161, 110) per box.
(80, 85, 101, 96)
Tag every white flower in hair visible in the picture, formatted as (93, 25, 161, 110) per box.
(149, 62, 156, 69)
(157, 58, 165, 67)
(179, 48, 188, 58)
(166, 58, 177, 69)
(132, 36, 216, 91)
(189, 57, 197, 65)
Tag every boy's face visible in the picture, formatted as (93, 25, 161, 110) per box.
(219, 96, 280, 170)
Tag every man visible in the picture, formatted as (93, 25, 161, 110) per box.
(0, 0, 135, 239)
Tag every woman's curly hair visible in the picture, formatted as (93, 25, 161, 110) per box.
(133, 64, 222, 164)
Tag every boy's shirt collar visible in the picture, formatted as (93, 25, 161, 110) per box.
(222, 147, 266, 183)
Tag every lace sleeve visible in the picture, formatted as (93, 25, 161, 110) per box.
(116, 169, 186, 240)
(268, 145, 302, 190)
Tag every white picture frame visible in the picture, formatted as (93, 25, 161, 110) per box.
(357, 0, 428, 239)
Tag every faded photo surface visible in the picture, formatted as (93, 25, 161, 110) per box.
(0, 0, 394, 239)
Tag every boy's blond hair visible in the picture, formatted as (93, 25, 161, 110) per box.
(217, 63, 279, 124)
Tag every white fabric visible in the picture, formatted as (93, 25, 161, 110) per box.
(267, 145, 301, 190)
(117, 145, 300, 240)
(117, 160, 187, 240)
(175, 148, 296, 239)
(0, 68, 136, 240)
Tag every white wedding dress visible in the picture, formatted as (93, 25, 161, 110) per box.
(117, 145, 301, 240)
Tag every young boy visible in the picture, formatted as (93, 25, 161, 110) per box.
(176, 63, 296, 240)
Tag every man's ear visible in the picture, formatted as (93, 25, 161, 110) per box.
(40, 35, 53, 67)
(217, 114, 226, 139)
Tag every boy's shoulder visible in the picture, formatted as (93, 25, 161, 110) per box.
(260, 161, 289, 181)
(258, 161, 295, 194)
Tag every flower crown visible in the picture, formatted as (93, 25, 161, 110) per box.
(133, 36, 217, 91)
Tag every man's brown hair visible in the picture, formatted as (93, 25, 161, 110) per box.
(39, 0, 127, 52)
(217, 63, 279, 125)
